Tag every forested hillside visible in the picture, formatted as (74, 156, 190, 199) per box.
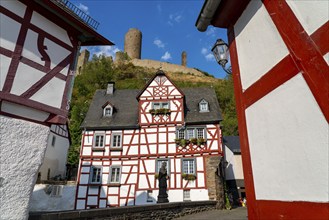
(68, 55, 238, 165)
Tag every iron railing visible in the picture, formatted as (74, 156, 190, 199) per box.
(51, 0, 100, 30)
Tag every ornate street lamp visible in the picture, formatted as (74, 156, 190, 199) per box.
(211, 39, 232, 74)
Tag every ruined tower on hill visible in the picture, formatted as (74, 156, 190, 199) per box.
(181, 51, 187, 67)
(124, 28, 142, 59)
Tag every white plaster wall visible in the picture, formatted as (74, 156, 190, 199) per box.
(0, 13, 21, 52)
(324, 52, 329, 65)
(234, 0, 289, 90)
(286, 0, 329, 35)
(39, 131, 70, 180)
(190, 189, 209, 201)
(224, 146, 244, 180)
(0, 0, 26, 18)
(30, 11, 72, 47)
(0, 55, 12, 91)
(0, 115, 49, 220)
(245, 74, 329, 202)
(29, 184, 76, 211)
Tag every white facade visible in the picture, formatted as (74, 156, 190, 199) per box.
(38, 124, 70, 181)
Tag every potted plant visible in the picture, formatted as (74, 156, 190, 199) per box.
(197, 138, 206, 146)
(181, 173, 197, 181)
(149, 109, 156, 115)
(175, 138, 181, 145)
(180, 139, 190, 147)
(190, 138, 197, 145)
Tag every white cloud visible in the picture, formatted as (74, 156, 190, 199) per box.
(89, 45, 120, 58)
(205, 53, 215, 61)
(154, 39, 165, 48)
(157, 4, 162, 13)
(201, 47, 208, 55)
(77, 3, 89, 14)
(174, 15, 183, 23)
(201, 47, 215, 61)
(168, 13, 183, 26)
(206, 27, 216, 37)
(161, 51, 172, 61)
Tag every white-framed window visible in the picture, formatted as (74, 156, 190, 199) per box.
(90, 166, 102, 184)
(104, 107, 112, 116)
(103, 103, 113, 117)
(197, 128, 205, 139)
(183, 190, 191, 201)
(147, 190, 153, 202)
(186, 128, 194, 139)
(93, 134, 105, 149)
(152, 102, 169, 109)
(178, 129, 185, 139)
(182, 158, 195, 175)
(177, 127, 206, 139)
(111, 133, 122, 149)
(199, 99, 209, 112)
(156, 159, 170, 174)
(109, 166, 121, 183)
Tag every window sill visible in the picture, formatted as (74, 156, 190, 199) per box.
(89, 183, 101, 186)
(107, 183, 121, 187)
(92, 148, 105, 151)
(110, 148, 123, 151)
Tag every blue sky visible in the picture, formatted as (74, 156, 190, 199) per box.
(71, 0, 228, 78)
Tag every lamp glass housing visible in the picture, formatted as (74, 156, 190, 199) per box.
(211, 39, 229, 67)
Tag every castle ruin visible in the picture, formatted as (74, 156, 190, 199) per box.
(77, 28, 205, 77)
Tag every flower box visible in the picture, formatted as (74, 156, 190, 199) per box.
(181, 173, 197, 181)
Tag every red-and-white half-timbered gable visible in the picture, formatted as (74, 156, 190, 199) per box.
(76, 71, 223, 209)
(0, 0, 113, 125)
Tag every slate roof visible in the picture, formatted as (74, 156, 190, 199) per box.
(223, 136, 241, 154)
(81, 87, 222, 130)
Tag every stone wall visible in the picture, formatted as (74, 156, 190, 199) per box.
(0, 116, 50, 220)
(205, 156, 225, 209)
(130, 59, 204, 77)
(29, 200, 217, 220)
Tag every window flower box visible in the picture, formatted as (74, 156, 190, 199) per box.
(181, 173, 197, 181)
(175, 138, 190, 147)
(149, 108, 171, 115)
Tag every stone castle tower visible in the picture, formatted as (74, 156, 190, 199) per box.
(181, 51, 187, 67)
(124, 28, 142, 59)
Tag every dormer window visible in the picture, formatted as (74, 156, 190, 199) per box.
(102, 102, 113, 117)
(104, 107, 112, 116)
(199, 99, 209, 112)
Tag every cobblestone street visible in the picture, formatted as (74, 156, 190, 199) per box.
(175, 207, 248, 220)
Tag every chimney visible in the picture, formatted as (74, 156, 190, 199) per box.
(107, 82, 115, 94)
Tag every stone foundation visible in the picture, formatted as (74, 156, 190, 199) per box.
(29, 200, 217, 220)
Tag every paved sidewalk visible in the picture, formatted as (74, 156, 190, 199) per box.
(175, 207, 248, 220)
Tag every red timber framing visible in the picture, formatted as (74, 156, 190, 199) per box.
(75, 73, 223, 209)
(0, 0, 112, 125)
(225, 1, 329, 219)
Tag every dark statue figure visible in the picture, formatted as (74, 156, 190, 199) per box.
(157, 162, 169, 203)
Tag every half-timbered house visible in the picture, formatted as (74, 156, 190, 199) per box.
(0, 0, 112, 218)
(75, 71, 223, 209)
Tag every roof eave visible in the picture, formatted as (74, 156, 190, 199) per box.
(82, 125, 140, 130)
(28, 0, 113, 46)
(195, 0, 251, 30)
